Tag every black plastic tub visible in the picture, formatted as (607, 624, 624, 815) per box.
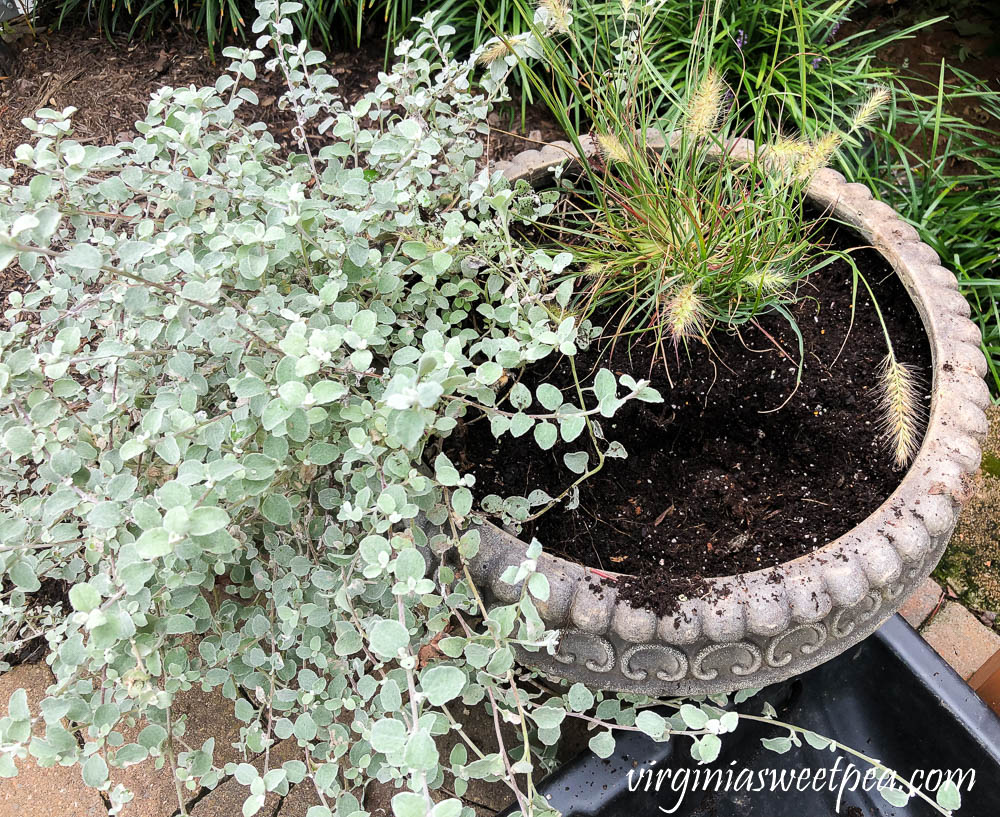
(502, 615, 1000, 816)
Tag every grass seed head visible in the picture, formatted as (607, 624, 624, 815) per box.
(851, 85, 891, 133)
(876, 353, 924, 468)
(684, 68, 725, 139)
(596, 132, 631, 165)
(795, 131, 843, 179)
(477, 39, 512, 66)
(538, 0, 572, 34)
(768, 136, 810, 166)
(665, 281, 706, 342)
(748, 266, 794, 295)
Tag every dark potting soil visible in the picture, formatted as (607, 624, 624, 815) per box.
(447, 225, 932, 615)
(3, 577, 68, 666)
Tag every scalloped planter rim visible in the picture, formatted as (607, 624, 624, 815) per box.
(460, 134, 990, 695)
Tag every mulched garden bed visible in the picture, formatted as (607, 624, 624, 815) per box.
(450, 222, 932, 615)
(0, 26, 383, 165)
(0, 24, 562, 169)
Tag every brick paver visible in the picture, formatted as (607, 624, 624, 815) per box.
(0, 663, 107, 817)
(111, 685, 246, 817)
(899, 577, 944, 628)
(274, 779, 326, 817)
(192, 737, 302, 817)
(921, 601, 1000, 680)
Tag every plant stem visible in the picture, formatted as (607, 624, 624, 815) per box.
(736, 712, 952, 815)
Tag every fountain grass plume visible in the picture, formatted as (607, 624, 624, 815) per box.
(596, 132, 631, 165)
(477, 38, 513, 65)
(684, 68, 725, 139)
(664, 280, 707, 343)
(876, 353, 925, 468)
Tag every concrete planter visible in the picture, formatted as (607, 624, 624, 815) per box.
(462, 135, 989, 695)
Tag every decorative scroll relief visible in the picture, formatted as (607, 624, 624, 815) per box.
(620, 644, 689, 682)
(551, 571, 921, 685)
(765, 623, 828, 668)
(884, 552, 931, 605)
(553, 631, 615, 673)
(691, 642, 763, 681)
(904, 559, 924, 583)
(554, 629, 840, 683)
(831, 589, 882, 638)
